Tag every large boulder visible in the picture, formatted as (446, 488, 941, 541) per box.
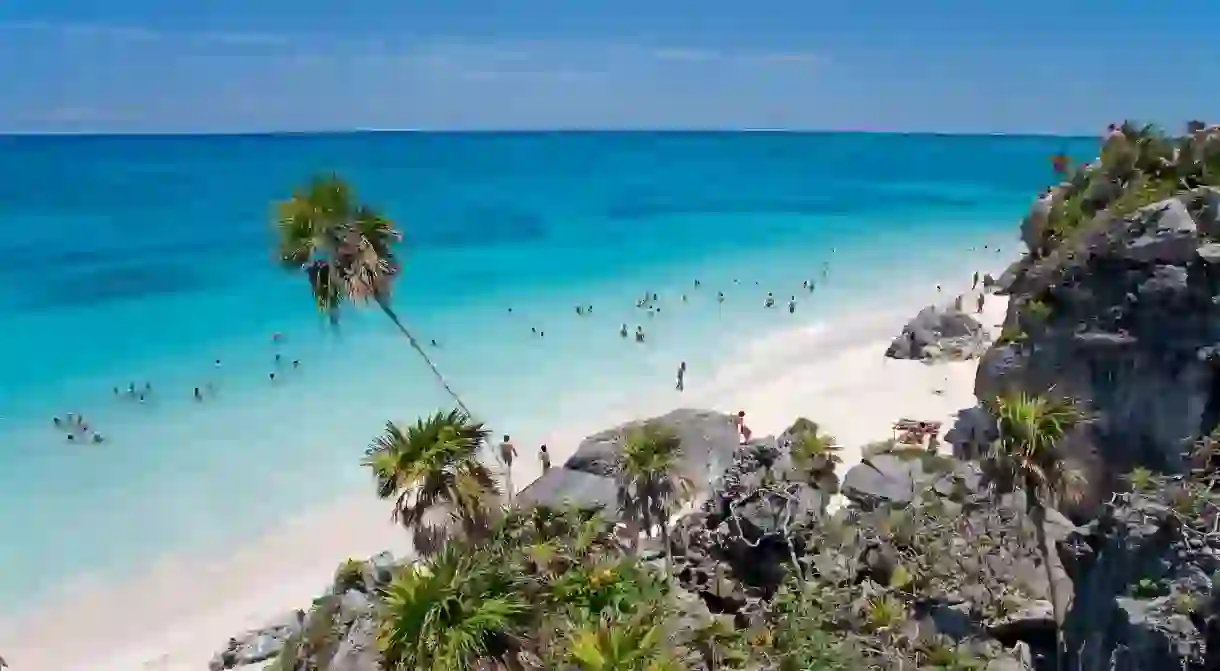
(563, 408, 741, 495)
(885, 305, 991, 363)
(514, 467, 617, 513)
(841, 452, 938, 508)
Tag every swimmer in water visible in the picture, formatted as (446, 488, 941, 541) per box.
(194, 387, 203, 402)
(635, 326, 645, 343)
(293, 360, 300, 369)
(694, 279, 701, 288)
(430, 339, 438, 347)
(269, 372, 277, 383)
(620, 323, 629, 338)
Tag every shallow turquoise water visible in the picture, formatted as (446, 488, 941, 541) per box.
(0, 131, 1098, 613)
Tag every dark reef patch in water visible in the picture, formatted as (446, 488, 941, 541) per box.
(412, 204, 549, 249)
(22, 262, 210, 310)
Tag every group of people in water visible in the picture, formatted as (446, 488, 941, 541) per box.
(52, 333, 302, 444)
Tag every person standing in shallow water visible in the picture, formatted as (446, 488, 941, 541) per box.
(788, 296, 796, 314)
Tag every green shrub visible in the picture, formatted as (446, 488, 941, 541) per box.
(996, 324, 1027, 346)
(1109, 175, 1180, 218)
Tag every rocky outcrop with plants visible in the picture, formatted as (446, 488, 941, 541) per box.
(980, 122, 1220, 499)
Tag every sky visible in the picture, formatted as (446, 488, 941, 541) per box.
(1, 1, 1217, 134)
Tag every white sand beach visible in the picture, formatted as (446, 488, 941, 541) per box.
(0, 283, 1009, 671)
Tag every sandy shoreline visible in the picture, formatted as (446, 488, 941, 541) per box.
(0, 281, 1009, 671)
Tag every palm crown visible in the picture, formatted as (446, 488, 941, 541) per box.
(276, 174, 401, 321)
(364, 409, 502, 556)
(377, 543, 531, 670)
(985, 392, 1088, 508)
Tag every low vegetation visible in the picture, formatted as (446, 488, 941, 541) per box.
(1040, 121, 1220, 254)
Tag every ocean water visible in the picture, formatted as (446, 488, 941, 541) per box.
(0, 131, 1099, 614)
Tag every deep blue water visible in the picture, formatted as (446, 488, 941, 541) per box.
(0, 131, 1098, 614)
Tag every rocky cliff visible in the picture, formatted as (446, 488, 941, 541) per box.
(978, 187, 1220, 501)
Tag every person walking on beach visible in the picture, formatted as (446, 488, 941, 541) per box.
(539, 444, 551, 473)
(676, 361, 687, 392)
(976, 291, 986, 314)
(972, 271, 980, 290)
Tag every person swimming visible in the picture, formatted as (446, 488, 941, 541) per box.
(717, 291, 725, 304)
(194, 387, 203, 402)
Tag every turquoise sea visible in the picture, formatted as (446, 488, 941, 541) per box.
(0, 131, 1098, 615)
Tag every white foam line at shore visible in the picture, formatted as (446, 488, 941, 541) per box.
(0, 271, 1012, 671)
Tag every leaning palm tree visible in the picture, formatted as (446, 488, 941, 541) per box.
(363, 409, 502, 556)
(275, 174, 472, 415)
(378, 542, 532, 670)
(985, 391, 1088, 671)
(616, 422, 692, 580)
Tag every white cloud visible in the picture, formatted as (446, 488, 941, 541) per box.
(0, 20, 289, 47)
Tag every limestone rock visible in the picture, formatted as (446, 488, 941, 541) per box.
(885, 305, 991, 363)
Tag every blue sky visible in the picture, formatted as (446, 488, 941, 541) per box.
(1, 1, 1216, 134)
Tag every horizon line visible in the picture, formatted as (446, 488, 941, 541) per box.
(0, 128, 1098, 140)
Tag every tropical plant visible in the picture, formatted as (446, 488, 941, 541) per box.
(363, 409, 501, 556)
(274, 174, 472, 415)
(985, 391, 1088, 671)
(616, 422, 692, 580)
(690, 617, 751, 669)
(787, 418, 842, 492)
(377, 543, 531, 670)
(555, 606, 682, 671)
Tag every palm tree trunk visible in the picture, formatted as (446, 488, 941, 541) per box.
(661, 513, 674, 583)
(1030, 503, 1067, 671)
(376, 299, 473, 416)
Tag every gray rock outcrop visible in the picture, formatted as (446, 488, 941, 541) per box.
(975, 187, 1220, 493)
(886, 305, 992, 363)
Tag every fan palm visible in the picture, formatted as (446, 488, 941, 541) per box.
(364, 409, 502, 556)
(274, 174, 472, 415)
(985, 391, 1088, 671)
(616, 423, 692, 580)
(558, 607, 682, 671)
(787, 419, 842, 493)
(377, 543, 531, 670)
